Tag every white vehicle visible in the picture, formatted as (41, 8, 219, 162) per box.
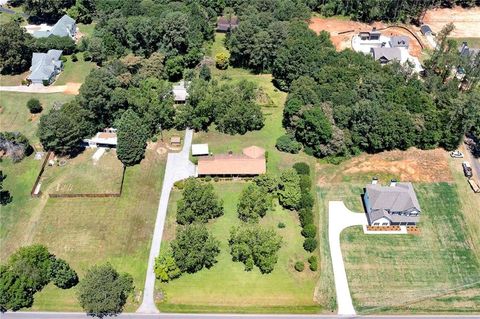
(450, 150, 464, 158)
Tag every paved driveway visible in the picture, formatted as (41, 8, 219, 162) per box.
(0, 85, 67, 93)
(137, 129, 196, 314)
(328, 201, 368, 315)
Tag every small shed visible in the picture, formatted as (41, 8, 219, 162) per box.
(172, 81, 189, 103)
(420, 25, 433, 36)
(191, 144, 209, 156)
(170, 136, 181, 146)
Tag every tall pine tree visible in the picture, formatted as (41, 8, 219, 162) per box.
(115, 109, 148, 166)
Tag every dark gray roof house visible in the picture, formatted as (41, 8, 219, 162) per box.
(27, 50, 63, 84)
(370, 47, 402, 64)
(216, 16, 239, 32)
(33, 15, 76, 39)
(359, 28, 381, 41)
(459, 42, 480, 58)
(364, 180, 421, 226)
(420, 25, 433, 36)
(390, 36, 409, 48)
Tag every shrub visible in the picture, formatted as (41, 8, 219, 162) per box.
(71, 53, 78, 62)
(204, 176, 212, 182)
(294, 261, 305, 272)
(26, 98, 43, 114)
(276, 134, 301, 154)
(60, 56, 67, 63)
(215, 52, 229, 70)
(277, 222, 286, 229)
(154, 253, 181, 282)
(83, 51, 92, 61)
(308, 256, 318, 271)
(151, 136, 158, 142)
(214, 177, 219, 182)
(303, 238, 318, 252)
(191, 157, 198, 165)
(21, 79, 28, 85)
(299, 208, 314, 227)
(301, 223, 316, 238)
(174, 180, 185, 189)
(299, 174, 312, 192)
(298, 192, 314, 210)
(293, 162, 310, 176)
(42, 79, 50, 86)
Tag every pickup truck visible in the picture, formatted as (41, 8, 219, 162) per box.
(462, 161, 473, 178)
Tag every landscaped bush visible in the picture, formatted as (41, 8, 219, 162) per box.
(301, 223, 316, 238)
(278, 169, 301, 210)
(215, 52, 229, 70)
(299, 208, 313, 228)
(214, 177, 219, 182)
(83, 51, 92, 61)
(27, 98, 43, 114)
(276, 134, 301, 154)
(204, 176, 212, 182)
(154, 252, 181, 282)
(294, 261, 305, 272)
(308, 255, 318, 271)
(299, 174, 312, 192)
(298, 192, 314, 210)
(293, 162, 310, 175)
(174, 180, 185, 189)
(303, 238, 318, 252)
(151, 136, 158, 142)
(71, 53, 78, 62)
(277, 222, 286, 229)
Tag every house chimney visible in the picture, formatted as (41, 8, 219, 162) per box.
(390, 179, 397, 187)
(371, 177, 378, 185)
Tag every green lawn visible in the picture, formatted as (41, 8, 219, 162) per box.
(341, 182, 480, 313)
(0, 92, 75, 144)
(78, 22, 96, 39)
(450, 37, 480, 48)
(157, 182, 320, 312)
(55, 52, 96, 85)
(0, 71, 29, 86)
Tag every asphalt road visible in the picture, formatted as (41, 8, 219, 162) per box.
(2, 312, 480, 319)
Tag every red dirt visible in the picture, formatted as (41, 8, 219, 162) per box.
(308, 17, 424, 57)
(63, 82, 81, 95)
(423, 6, 480, 38)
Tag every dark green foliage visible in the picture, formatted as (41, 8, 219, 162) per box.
(71, 53, 78, 62)
(294, 261, 304, 272)
(0, 171, 13, 206)
(115, 109, 148, 166)
(77, 263, 134, 317)
(253, 173, 279, 194)
(0, 265, 34, 312)
(49, 258, 78, 289)
(27, 98, 43, 114)
(0, 21, 34, 74)
(25, 0, 75, 23)
(298, 192, 314, 211)
(171, 224, 220, 273)
(275, 134, 301, 154)
(229, 225, 282, 274)
(303, 238, 317, 252)
(237, 183, 271, 223)
(299, 175, 312, 193)
(292, 162, 310, 176)
(277, 222, 286, 229)
(34, 36, 76, 55)
(154, 252, 181, 282)
(301, 223, 316, 238)
(277, 168, 301, 210)
(199, 64, 211, 81)
(38, 102, 93, 156)
(176, 178, 224, 225)
(308, 255, 318, 271)
(299, 208, 314, 228)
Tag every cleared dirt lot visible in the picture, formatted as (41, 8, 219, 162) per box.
(423, 6, 480, 38)
(309, 17, 423, 57)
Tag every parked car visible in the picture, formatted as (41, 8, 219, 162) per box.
(462, 161, 473, 178)
(450, 150, 464, 158)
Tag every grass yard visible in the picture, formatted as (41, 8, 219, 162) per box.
(40, 149, 124, 195)
(0, 149, 166, 311)
(341, 183, 480, 313)
(0, 92, 75, 144)
(450, 37, 480, 48)
(55, 52, 96, 85)
(156, 182, 320, 313)
(77, 22, 96, 39)
(0, 71, 29, 86)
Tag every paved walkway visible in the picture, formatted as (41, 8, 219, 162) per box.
(137, 129, 196, 314)
(328, 201, 368, 316)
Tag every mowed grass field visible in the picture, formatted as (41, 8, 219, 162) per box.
(0, 92, 75, 144)
(55, 52, 96, 85)
(157, 182, 320, 313)
(0, 149, 166, 311)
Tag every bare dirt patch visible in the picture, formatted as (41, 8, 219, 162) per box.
(318, 148, 452, 185)
(308, 17, 423, 57)
(423, 6, 480, 38)
(63, 82, 82, 95)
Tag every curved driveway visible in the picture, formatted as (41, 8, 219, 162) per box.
(137, 129, 196, 313)
(328, 201, 367, 316)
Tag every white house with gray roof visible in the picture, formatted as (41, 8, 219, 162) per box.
(27, 50, 63, 85)
(33, 15, 76, 39)
(363, 179, 421, 226)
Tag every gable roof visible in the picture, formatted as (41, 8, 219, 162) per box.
(27, 50, 63, 82)
(390, 36, 409, 48)
(192, 144, 209, 156)
(172, 81, 189, 102)
(217, 16, 239, 32)
(371, 47, 402, 62)
(33, 15, 75, 38)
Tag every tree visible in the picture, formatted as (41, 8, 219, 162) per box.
(0, 265, 34, 312)
(292, 162, 310, 176)
(49, 258, 78, 289)
(24, 0, 75, 23)
(115, 109, 148, 166)
(277, 169, 301, 210)
(301, 223, 316, 238)
(77, 264, 133, 318)
(237, 183, 271, 223)
(34, 35, 76, 55)
(27, 98, 43, 114)
(275, 134, 301, 154)
(229, 225, 282, 273)
(176, 178, 224, 225)
(303, 238, 317, 252)
(295, 107, 333, 154)
(199, 64, 211, 81)
(294, 261, 304, 272)
(165, 56, 184, 82)
(154, 252, 181, 282)
(171, 224, 220, 273)
(38, 102, 93, 155)
(0, 21, 34, 74)
(253, 173, 279, 194)
(308, 255, 318, 271)
(215, 52, 229, 70)
(0, 171, 13, 206)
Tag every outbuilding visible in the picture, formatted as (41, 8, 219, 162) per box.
(191, 144, 209, 156)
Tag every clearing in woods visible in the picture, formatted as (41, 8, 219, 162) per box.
(423, 6, 480, 38)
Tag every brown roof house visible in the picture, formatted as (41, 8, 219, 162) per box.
(216, 15, 239, 32)
(363, 179, 421, 226)
(197, 146, 266, 176)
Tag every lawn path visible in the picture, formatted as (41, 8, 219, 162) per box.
(328, 201, 367, 315)
(137, 129, 196, 314)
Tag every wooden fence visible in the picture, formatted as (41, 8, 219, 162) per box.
(30, 151, 52, 198)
